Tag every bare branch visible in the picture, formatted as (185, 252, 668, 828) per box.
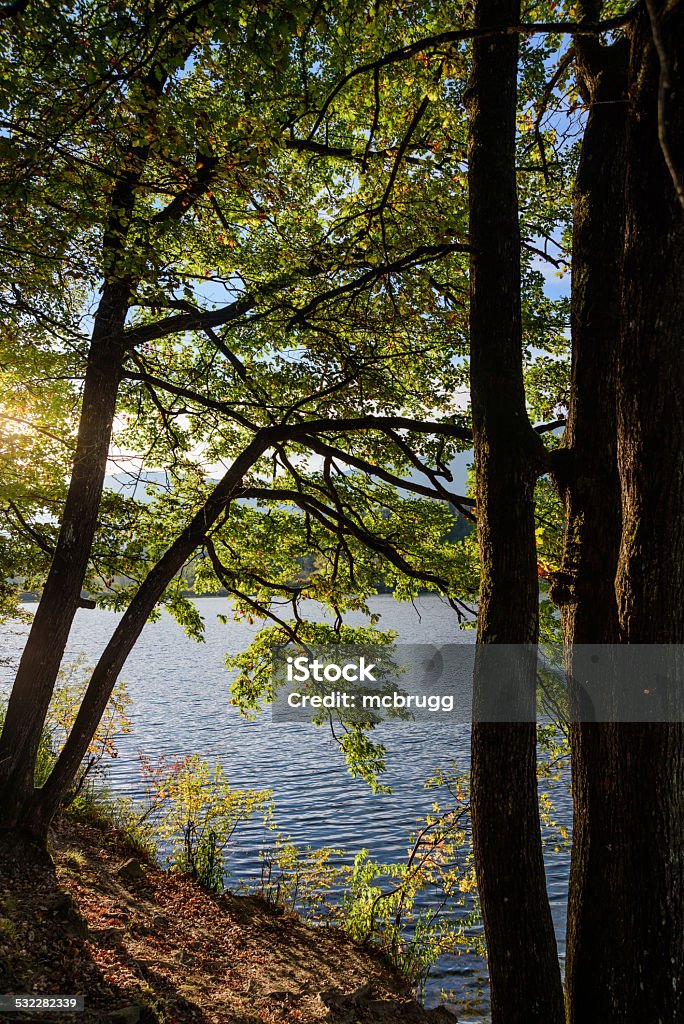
(645, 0, 684, 211)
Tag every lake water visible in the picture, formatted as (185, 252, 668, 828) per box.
(0, 595, 571, 1021)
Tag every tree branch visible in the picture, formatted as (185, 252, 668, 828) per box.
(124, 241, 470, 348)
(298, 433, 476, 518)
(308, 10, 639, 137)
(122, 366, 474, 443)
(645, 0, 684, 210)
(287, 242, 470, 328)
(240, 484, 471, 615)
(151, 153, 220, 224)
(6, 501, 55, 556)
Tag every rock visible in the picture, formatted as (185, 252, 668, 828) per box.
(107, 1007, 141, 1024)
(425, 1006, 459, 1022)
(45, 892, 74, 915)
(45, 892, 88, 938)
(319, 988, 458, 1023)
(351, 982, 374, 1003)
(116, 858, 146, 883)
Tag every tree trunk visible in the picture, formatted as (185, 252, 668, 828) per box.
(467, 1, 564, 1020)
(610, 2, 684, 1018)
(562, 2, 684, 1019)
(25, 435, 271, 836)
(0, 106, 167, 829)
(0, 285, 129, 826)
(556, 25, 630, 1024)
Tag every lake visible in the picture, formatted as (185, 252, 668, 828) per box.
(0, 595, 571, 1021)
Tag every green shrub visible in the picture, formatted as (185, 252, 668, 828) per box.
(256, 832, 345, 919)
(141, 753, 272, 891)
(340, 766, 481, 992)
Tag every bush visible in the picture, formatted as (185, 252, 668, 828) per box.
(340, 766, 481, 992)
(140, 753, 272, 891)
(256, 832, 345, 919)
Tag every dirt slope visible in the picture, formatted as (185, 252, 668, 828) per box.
(0, 817, 457, 1024)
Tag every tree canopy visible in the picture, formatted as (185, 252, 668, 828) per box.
(0, 0, 575, 633)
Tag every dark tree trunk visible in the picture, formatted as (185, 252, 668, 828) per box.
(555, 21, 627, 649)
(25, 436, 271, 836)
(617, 5, 684, 642)
(467, 1, 564, 1020)
(0, 286, 129, 825)
(561, 1, 684, 1019)
(609, 2, 684, 1018)
(556, 24, 630, 1024)
(0, 86, 163, 828)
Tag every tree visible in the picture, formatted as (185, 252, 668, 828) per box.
(0, 0, 216, 823)
(557, 1, 684, 1020)
(466, 0, 564, 1020)
(0, 0, 478, 833)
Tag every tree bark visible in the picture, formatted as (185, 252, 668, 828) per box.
(610, 2, 684, 1018)
(556, 23, 630, 1024)
(467, 1, 564, 1020)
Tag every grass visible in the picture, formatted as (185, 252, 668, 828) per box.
(66, 785, 158, 863)
(62, 848, 87, 872)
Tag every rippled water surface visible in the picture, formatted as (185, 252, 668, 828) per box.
(1, 596, 571, 1020)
